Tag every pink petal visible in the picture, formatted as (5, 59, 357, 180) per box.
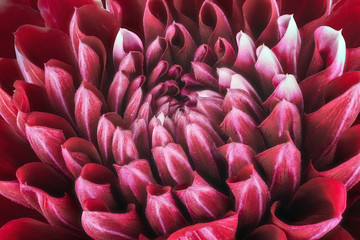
(221, 108, 266, 152)
(151, 123, 174, 148)
(259, 100, 302, 148)
(25, 112, 76, 178)
(82, 203, 144, 240)
(147, 60, 169, 89)
(218, 143, 257, 178)
(193, 44, 216, 66)
(129, 118, 149, 159)
(152, 143, 193, 187)
(271, 177, 346, 240)
(233, 31, 256, 77)
(143, 0, 173, 45)
(190, 62, 218, 90)
(75, 81, 107, 144)
(256, 141, 301, 200)
(196, 91, 224, 125)
(145, 184, 188, 235)
(272, 15, 301, 76)
(173, 171, 230, 222)
(15, 25, 77, 87)
(112, 127, 139, 165)
(123, 87, 143, 128)
(62, 137, 101, 179)
(107, 70, 129, 113)
(300, 26, 346, 112)
(113, 28, 143, 70)
(199, 1, 234, 47)
(214, 37, 236, 68)
(145, 37, 171, 72)
(0, 218, 83, 240)
(118, 51, 144, 78)
(0, 88, 18, 132)
(114, 159, 156, 206)
(227, 164, 270, 229)
(75, 163, 119, 211)
(303, 83, 360, 168)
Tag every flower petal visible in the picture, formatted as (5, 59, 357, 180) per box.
(112, 127, 139, 165)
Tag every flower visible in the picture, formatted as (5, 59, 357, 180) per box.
(0, 0, 360, 239)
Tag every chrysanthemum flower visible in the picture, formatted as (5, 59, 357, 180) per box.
(0, 0, 360, 239)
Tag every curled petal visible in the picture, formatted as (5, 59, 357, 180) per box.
(75, 81, 107, 144)
(263, 74, 303, 114)
(272, 15, 301, 75)
(199, 1, 234, 47)
(82, 203, 144, 240)
(62, 137, 101, 179)
(0, 88, 18, 132)
(193, 44, 216, 66)
(191, 62, 218, 90)
(123, 87, 143, 127)
(303, 83, 360, 168)
(147, 60, 169, 89)
(259, 100, 302, 148)
(174, 171, 230, 222)
(0, 218, 83, 240)
(233, 31, 256, 76)
(152, 143, 193, 187)
(145, 37, 171, 72)
(107, 71, 129, 113)
(112, 127, 139, 165)
(244, 224, 287, 240)
(143, 0, 173, 45)
(15, 25, 77, 87)
(221, 108, 266, 152)
(97, 113, 124, 166)
(227, 164, 270, 229)
(300, 26, 346, 112)
(255, 45, 283, 98)
(75, 163, 119, 211)
(25, 112, 76, 178)
(214, 37, 236, 68)
(218, 143, 257, 178)
(196, 91, 224, 125)
(256, 141, 301, 200)
(271, 177, 346, 240)
(145, 184, 188, 235)
(118, 50, 144, 77)
(113, 28, 143, 70)
(114, 159, 156, 206)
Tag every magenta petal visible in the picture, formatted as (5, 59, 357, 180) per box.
(233, 31, 256, 77)
(193, 44, 216, 66)
(147, 60, 169, 89)
(118, 50, 144, 78)
(245, 224, 287, 240)
(303, 83, 360, 168)
(75, 81, 107, 144)
(218, 143, 257, 178)
(152, 143, 193, 187)
(167, 212, 238, 240)
(191, 62, 219, 90)
(151, 123, 174, 148)
(62, 137, 101, 179)
(25, 112, 76, 178)
(0, 88, 18, 132)
(173, 171, 230, 222)
(145, 184, 188, 235)
(145, 37, 171, 72)
(129, 118, 150, 159)
(114, 159, 156, 206)
(271, 177, 346, 240)
(112, 127, 139, 165)
(15, 25, 77, 87)
(45, 60, 76, 126)
(143, 0, 173, 45)
(0, 218, 83, 240)
(113, 28, 144, 70)
(272, 15, 301, 76)
(300, 26, 346, 112)
(123, 87, 143, 128)
(107, 71, 129, 113)
(196, 90, 224, 125)
(226, 164, 270, 229)
(214, 37, 236, 68)
(259, 100, 302, 148)
(96, 113, 124, 166)
(324, 71, 360, 102)
(256, 141, 301, 200)
(221, 108, 265, 152)
(0, 180, 32, 208)
(75, 163, 119, 211)
(82, 203, 144, 240)
(199, 1, 234, 47)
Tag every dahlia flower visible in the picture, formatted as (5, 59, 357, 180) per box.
(0, 0, 360, 239)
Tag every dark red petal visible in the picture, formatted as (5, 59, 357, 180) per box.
(193, 44, 216, 66)
(152, 143, 193, 187)
(196, 90, 224, 125)
(173, 171, 230, 222)
(82, 204, 144, 240)
(75, 81, 107, 145)
(25, 112, 76, 178)
(227, 164, 270, 230)
(145, 37, 171, 72)
(143, 0, 173, 45)
(271, 177, 346, 240)
(62, 137, 101, 179)
(321, 226, 355, 240)
(0, 3, 44, 58)
(0, 59, 23, 95)
(324, 71, 360, 103)
(303, 83, 360, 168)
(244, 224, 287, 240)
(145, 184, 188, 235)
(112, 127, 139, 165)
(259, 100, 302, 148)
(114, 159, 156, 206)
(15, 25, 77, 87)
(0, 218, 83, 240)
(191, 62, 219, 90)
(0, 88, 19, 132)
(256, 141, 301, 200)
(214, 37, 236, 68)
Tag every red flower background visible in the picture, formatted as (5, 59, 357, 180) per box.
(0, 0, 360, 239)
